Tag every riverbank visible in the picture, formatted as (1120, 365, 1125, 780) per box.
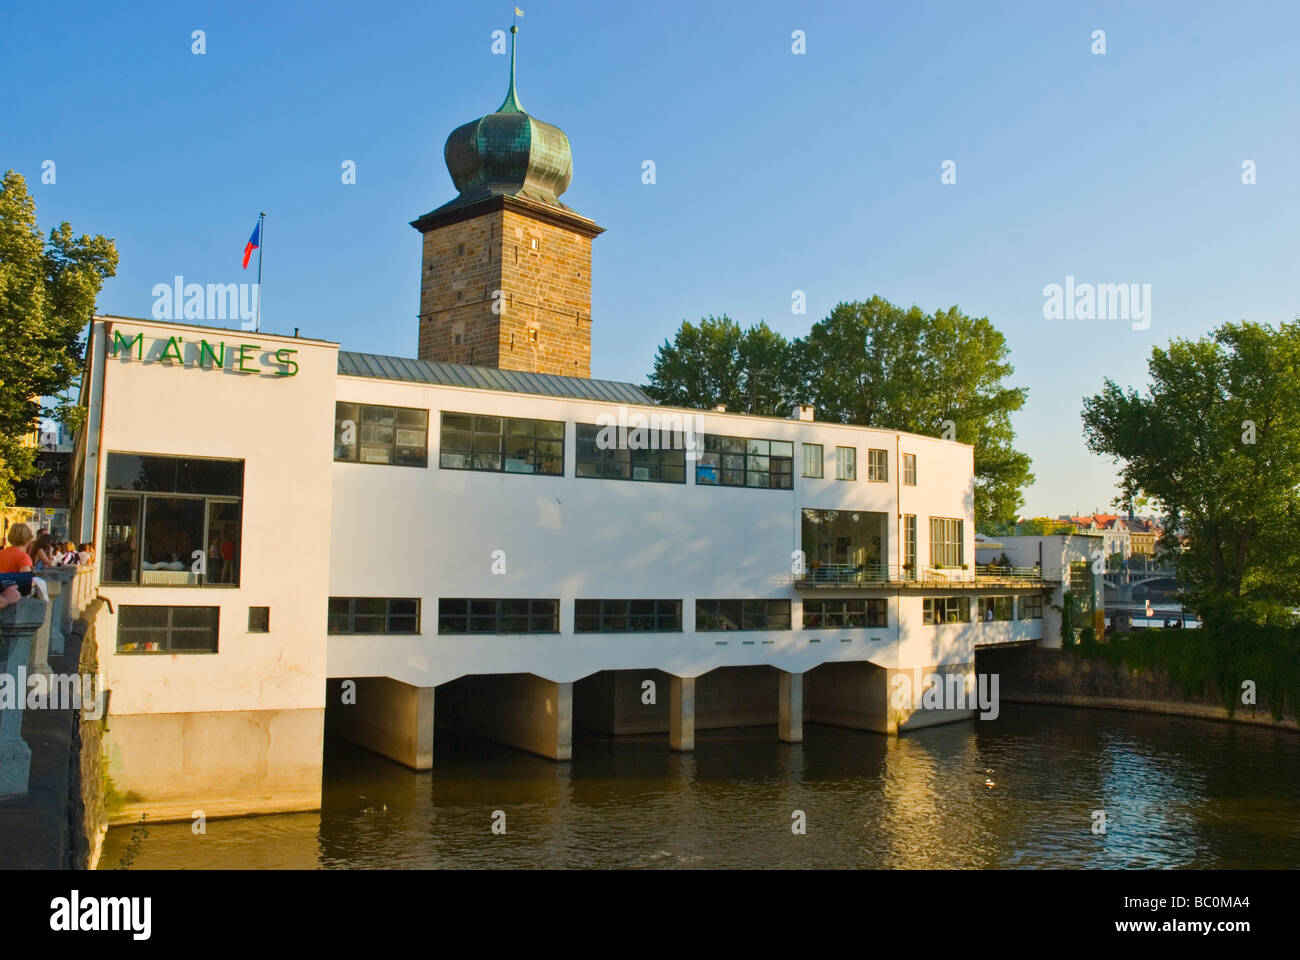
(976, 645, 1299, 732)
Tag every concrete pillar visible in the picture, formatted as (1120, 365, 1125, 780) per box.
(326, 677, 435, 770)
(669, 675, 695, 752)
(779, 671, 803, 743)
(0, 598, 47, 798)
(28, 588, 53, 675)
(44, 572, 67, 656)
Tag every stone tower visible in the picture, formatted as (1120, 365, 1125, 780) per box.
(411, 25, 603, 377)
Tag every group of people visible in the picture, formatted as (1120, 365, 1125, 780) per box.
(0, 523, 95, 609)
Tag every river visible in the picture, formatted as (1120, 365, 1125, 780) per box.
(99, 704, 1300, 869)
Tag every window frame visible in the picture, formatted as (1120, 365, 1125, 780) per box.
(903, 453, 917, 486)
(438, 412, 565, 476)
(694, 435, 794, 489)
(334, 402, 429, 467)
(922, 596, 971, 625)
(977, 596, 1015, 621)
(867, 448, 888, 482)
(327, 597, 422, 635)
(835, 446, 856, 481)
(436, 598, 560, 634)
(801, 443, 824, 478)
(1019, 595, 1044, 620)
(802, 597, 887, 628)
(574, 423, 686, 484)
(574, 599, 683, 632)
(116, 605, 219, 654)
(929, 517, 964, 568)
(101, 453, 245, 588)
(695, 599, 792, 631)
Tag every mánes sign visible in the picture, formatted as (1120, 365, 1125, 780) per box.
(108, 330, 299, 376)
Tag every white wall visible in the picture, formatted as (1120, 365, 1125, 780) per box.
(89, 318, 339, 715)
(327, 374, 979, 686)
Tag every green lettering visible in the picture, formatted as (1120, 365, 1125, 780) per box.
(236, 344, 260, 373)
(274, 348, 299, 377)
(160, 335, 184, 364)
(198, 340, 225, 368)
(111, 330, 143, 359)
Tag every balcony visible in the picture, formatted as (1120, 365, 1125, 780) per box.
(794, 563, 1058, 589)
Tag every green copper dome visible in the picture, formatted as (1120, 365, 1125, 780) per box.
(442, 26, 574, 209)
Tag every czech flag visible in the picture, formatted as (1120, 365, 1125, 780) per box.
(242, 220, 261, 269)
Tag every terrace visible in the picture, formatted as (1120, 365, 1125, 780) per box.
(794, 562, 1058, 590)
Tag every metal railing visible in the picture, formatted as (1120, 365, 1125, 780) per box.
(795, 562, 1057, 588)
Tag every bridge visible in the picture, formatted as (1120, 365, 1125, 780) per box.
(1102, 567, 1183, 602)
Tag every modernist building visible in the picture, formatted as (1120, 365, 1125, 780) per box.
(67, 33, 1058, 822)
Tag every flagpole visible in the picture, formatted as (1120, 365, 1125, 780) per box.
(255, 211, 265, 333)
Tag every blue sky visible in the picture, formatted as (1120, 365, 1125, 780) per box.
(5, 0, 1296, 516)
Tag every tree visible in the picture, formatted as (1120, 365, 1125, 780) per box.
(796, 298, 1033, 524)
(643, 315, 799, 416)
(1081, 320, 1300, 623)
(0, 170, 118, 503)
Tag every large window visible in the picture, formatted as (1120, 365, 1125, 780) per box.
(695, 599, 791, 631)
(334, 402, 428, 466)
(903, 514, 918, 580)
(328, 597, 420, 634)
(802, 443, 824, 478)
(929, 517, 964, 568)
(116, 605, 218, 653)
(903, 453, 917, 486)
(867, 448, 888, 482)
(923, 597, 971, 625)
(1019, 595, 1044, 619)
(977, 596, 1014, 621)
(574, 599, 682, 632)
(801, 508, 887, 572)
(835, 446, 856, 480)
(802, 598, 887, 628)
(695, 435, 793, 489)
(437, 598, 559, 634)
(102, 454, 243, 587)
(574, 424, 685, 483)
(439, 413, 564, 475)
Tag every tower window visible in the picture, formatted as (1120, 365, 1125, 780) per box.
(530, 237, 539, 251)
(458, 244, 464, 255)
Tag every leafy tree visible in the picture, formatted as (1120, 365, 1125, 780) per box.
(0, 170, 117, 503)
(1082, 320, 1300, 623)
(796, 298, 1033, 524)
(644, 315, 798, 416)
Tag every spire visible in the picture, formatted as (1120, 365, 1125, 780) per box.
(498, 24, 524, 114)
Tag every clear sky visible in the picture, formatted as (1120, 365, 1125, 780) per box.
(4, 0, 1296, 516)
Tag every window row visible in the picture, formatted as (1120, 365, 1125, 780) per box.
(333, 405, 923, 489)
(114, 604, 269, 653)
(924, 595, 1045, 625)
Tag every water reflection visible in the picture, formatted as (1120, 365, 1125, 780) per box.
(100, 705, 1300, 870)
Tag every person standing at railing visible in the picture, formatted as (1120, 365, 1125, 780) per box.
(0, 525, 34, 574)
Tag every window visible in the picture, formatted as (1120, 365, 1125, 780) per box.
(977, 596, 1014, 621)
(930, 517, 964, 568)
(903, 515, 917, 580)
(695, 599, 791, 631)
(867, 448, 888, 482)
(439, 413, 564, 475)
(102, 454, 244, 587)
(328, 597, 421, 634)
(437, 598, 559, 634)
(116, 605, 218, 653)
(802, 598, 886, 628)
(574, 599, 682, 632)
(903, 453, 917, 486)
(835, 446, 856, 480)
(1069, 561, 1091, 593)
(1019, 595, 1044, 620)
(248, 606, 270, 633)
(574, 423, 685, 483)
(695, 435, 793, 489)
(334, 403, 429, 467)
(801, 443, 823, 478)
(923, 597, 971, 625)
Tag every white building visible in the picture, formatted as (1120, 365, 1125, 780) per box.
(65, 36, 1057, 822)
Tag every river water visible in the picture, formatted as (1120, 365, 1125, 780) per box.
(99, 704, 1299, 869)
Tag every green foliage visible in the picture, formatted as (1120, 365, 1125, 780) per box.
(1082, 320, 1300, 622)
(1073, 620, 1300, 720)
(643, 315, 799, 417)
(1054, 590, 1078, 646)
(0, 170, 117, 503)
(645, 297, 1034, 524)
